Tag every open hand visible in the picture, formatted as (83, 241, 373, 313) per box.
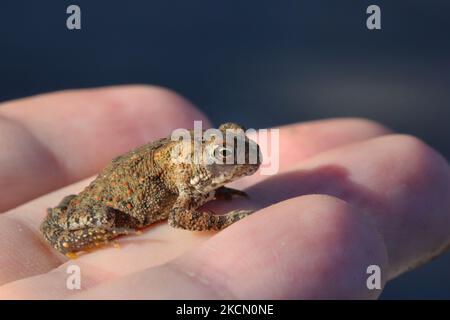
(1, 85, 449, 299)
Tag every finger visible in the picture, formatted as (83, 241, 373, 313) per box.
(265, 118, 391, 166)
(232, 118, 391, 189)
(0, 85, 210, 212)
(69, 195, 388, 299)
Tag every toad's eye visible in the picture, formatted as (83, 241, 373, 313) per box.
(213, 146, 233, 162)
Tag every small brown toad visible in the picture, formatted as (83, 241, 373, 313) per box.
(40, 123, 261, 256)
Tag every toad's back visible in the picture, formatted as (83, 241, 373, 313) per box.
(41, 138, 179, 254)
(72, 137, 178, 225)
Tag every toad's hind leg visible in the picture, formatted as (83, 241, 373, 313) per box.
(41, 205, 143, 255)
(50, 227, 119, 256)
(168, 208, 253, 231)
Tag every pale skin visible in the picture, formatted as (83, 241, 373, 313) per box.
(0, 85, 449, 299)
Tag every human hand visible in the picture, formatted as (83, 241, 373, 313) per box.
(0, 85, 449, 299)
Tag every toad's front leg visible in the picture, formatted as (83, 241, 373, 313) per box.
(168, 194, 253, 231)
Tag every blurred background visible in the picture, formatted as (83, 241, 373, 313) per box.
(1, 0, 449, 298)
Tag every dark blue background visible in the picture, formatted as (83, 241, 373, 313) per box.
(1, 1, 449, 298)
